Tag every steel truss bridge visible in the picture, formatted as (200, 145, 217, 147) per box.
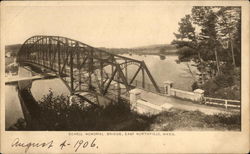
(17, 35, 160, 105)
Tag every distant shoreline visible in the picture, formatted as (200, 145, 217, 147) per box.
(5, 43, 178, 57)
(99, 44, 178, 55)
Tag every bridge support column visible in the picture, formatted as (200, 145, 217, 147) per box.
(129, 89, 141, 111)
(164, 81, 173, 96)
(193, 89, 205, 103)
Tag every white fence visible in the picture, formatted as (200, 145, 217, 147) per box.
(204, 97, 241, 109)
(168, 89, 241, 110)
(136, 81, 241, 110)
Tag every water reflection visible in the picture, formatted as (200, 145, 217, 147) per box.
(5, 85, 24, 129)
(6, 67, 70, 130)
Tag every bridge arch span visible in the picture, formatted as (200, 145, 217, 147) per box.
(17, 35, 160, 104)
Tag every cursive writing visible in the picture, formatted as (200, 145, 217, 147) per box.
(11, 138, 99, 153)
(11, 138, 54, 153)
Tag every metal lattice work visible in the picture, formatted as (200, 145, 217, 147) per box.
(17, 35, 160, 104)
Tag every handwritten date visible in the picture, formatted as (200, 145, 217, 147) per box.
(60, 138, 98, 152)
(11, 138, 98, 153)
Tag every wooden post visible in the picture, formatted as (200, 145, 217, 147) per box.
(225, 100, 228, 109)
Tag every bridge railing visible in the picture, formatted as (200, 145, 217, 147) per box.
(204, 97, 241, 109)
(127, 78, 241, 110)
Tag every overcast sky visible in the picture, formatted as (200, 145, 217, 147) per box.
(3, 2, 192, 48)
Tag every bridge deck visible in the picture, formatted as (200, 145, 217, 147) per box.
(5, 73, 57, 84)
(139, 90, 236, 115)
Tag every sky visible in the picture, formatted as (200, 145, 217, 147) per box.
(2, 2, 192, 48)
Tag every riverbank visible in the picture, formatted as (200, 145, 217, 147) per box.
(7, 93, 240, 131)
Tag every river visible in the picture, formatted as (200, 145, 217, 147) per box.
(5, 54, 198, 129)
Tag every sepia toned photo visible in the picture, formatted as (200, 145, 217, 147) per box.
(1, 1, 249, 153)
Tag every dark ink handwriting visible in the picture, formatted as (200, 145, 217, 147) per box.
(11, 138, 54, 153)
(11, 138, 98, 153)
(74, 138, 98, 152)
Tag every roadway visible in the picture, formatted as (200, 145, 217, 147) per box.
(139, 90, 237, 115)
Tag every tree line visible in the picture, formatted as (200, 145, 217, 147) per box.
(172, 6, 241, 99)
(172, 6, 241, 71)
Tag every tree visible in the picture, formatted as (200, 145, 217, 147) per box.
(216, 7, 241, 67)
(172, 6, 241, 99)
(191, 6, 221, 74)
(172, 14, 200, 61)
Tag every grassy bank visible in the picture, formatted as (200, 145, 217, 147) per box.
(149, 109, 240, 131)
(8, 92, 240, 131)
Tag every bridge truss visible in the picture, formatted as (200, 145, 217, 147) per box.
(17, 35, 160, 104)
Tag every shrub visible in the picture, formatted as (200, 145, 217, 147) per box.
(36, 91, 152, 131)
(177, 46, 196, 61)
(201, 79, 219, 96)
(214, 73, 234, 88)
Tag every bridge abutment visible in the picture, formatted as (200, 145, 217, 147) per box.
(129, 89, 141, 111)
(163, 80, 173, 96)
(193, 89, 205, 103)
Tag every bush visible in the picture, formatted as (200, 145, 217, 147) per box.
(177, 46, 196, 61)
(201, 79, 219, 96)
(214, 73, 234, 88)
(200, 62, 240, 99)
(34, 91, 153, 131)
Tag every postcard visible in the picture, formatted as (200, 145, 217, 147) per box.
(1, 1, 249, 153)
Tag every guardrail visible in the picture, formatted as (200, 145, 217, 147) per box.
(104, 73, 241, 110)
(133, 81, 241, 110)
(204, 97, 241, 109)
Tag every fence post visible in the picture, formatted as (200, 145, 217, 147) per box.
(193, 89, 204, 103)
(129, 89, 141, 111)
(225, 100, 228, 109)
(164, 81, 173, 96)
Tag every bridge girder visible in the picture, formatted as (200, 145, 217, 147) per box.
(17, 35, 160, 104)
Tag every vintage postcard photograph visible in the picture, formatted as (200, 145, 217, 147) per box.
(1, 1, 249, 153)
